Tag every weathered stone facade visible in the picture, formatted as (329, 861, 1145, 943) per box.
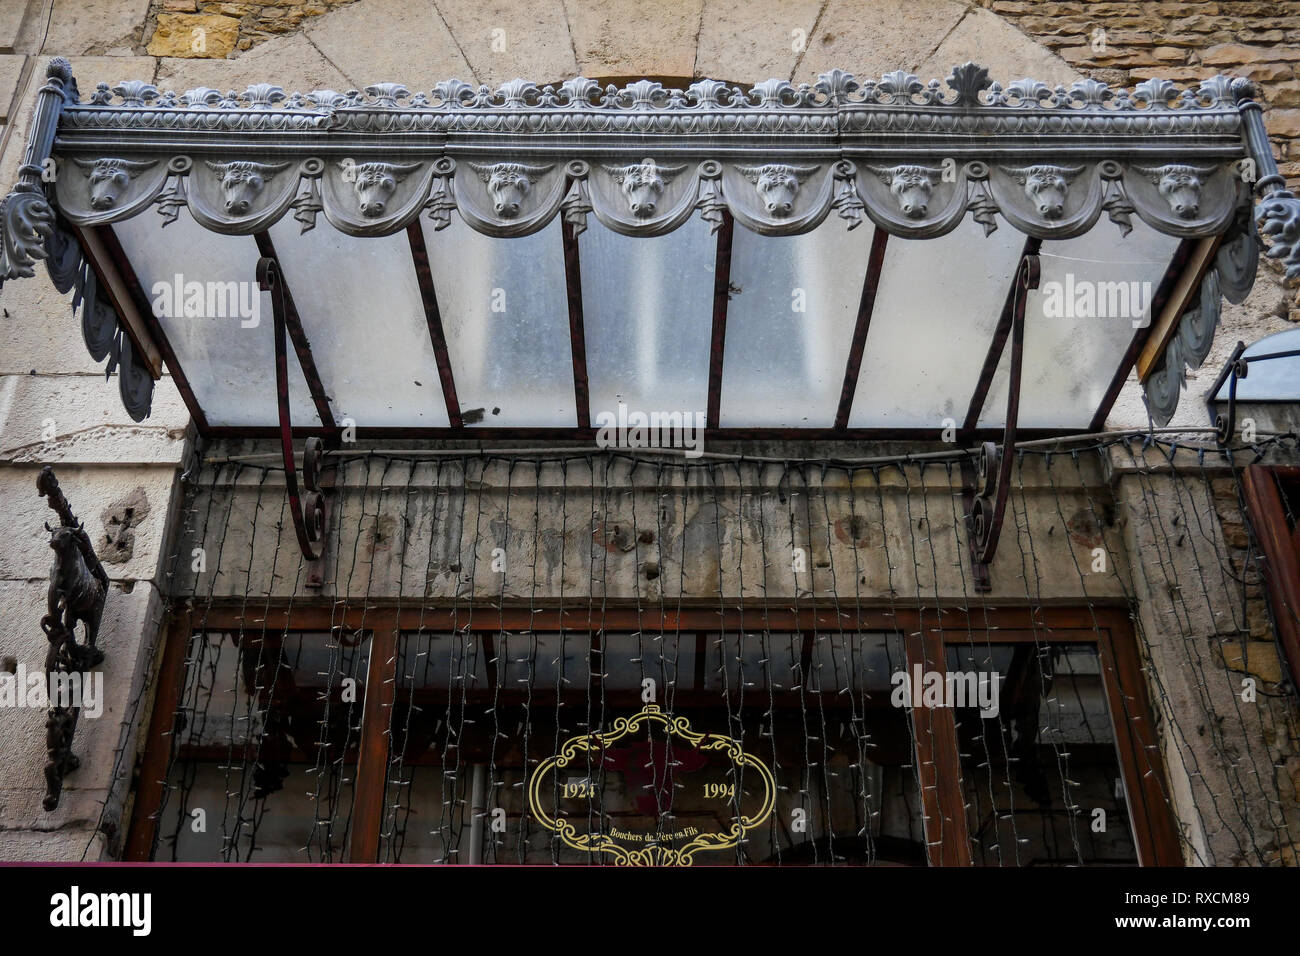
(144, 1, 356, 57)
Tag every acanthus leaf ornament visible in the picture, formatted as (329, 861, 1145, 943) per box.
(0, 184, 55, 283)
(1257, 190, 1300, 281)
(946, 62, 993, 107)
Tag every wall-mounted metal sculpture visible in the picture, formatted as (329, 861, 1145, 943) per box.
(36, 466, 108, 811)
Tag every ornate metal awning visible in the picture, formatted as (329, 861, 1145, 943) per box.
(0, 59, 1289, 442)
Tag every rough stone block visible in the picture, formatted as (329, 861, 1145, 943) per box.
(304, 0, 472, 88)
(147, 13, 241, 58)
(416, 0, 576, 86)
(44, 0, 152, 56)
(156, 31, 349, 93)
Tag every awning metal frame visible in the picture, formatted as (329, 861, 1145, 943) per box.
(963, 252, 1038, 590)
(0, 58, 1291, 439)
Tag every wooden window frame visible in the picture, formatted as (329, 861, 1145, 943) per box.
(1242, 464, 1300, 695)
(126, 603, 1181, 866)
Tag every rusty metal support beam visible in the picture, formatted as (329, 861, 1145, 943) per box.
(258, 255, 327, 561)
(561, 218, 591, 429)
(406, 219, 463, 428)
(963, 252, 1039, 592)
(962, 236, 1041, 434)
(706, 211, 734, 430)
(835, 226, 889, 430)
(253, 231, 338, 435)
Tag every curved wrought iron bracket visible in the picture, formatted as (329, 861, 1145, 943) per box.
(258, 256, 328, 562)
(964, 253, 1039, 592)
(1209, 339, 1300, 444)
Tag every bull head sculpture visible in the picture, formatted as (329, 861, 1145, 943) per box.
(466, 161, 554, 218)
(735, 163, 819, 217)
(341, 161, 422, 218)
(203, 160, 292, 215)
(1134, 163, 1218, 220)
(601, 157, 688, 218)
(999, 164, 1085, 220)
(71, 157, 158, 211)
(866, 164, 946, 219)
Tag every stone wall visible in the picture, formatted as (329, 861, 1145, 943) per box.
(144, 1, 360, 58)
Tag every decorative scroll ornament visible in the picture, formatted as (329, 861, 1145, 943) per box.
(1257, 189, 1300, 281)
(44, 222, 155, 421)
(1142, 219, 1260, 427)
(0, 183, 55, 283)
(0, 59, 74, 283)
(528, 704, 776, 866)
(37, 466, 109, 811)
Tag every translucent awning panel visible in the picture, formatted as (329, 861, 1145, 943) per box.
(849, 219, 1026, 429)
(424, 216, 575, 427)
(720, 221, 875, 427)
(1211, 328, 1300, 403)
(113, 211, 317, 428)
(579, 217, 715, 421)
(268, 220, 450, 428)
(978, 219, 1181, 429)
